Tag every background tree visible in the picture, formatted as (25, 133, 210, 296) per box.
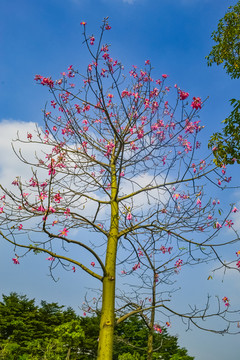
(0, 293, 85, 359)
(0, 18, 240, 360)
(206, 1, 240, 165)
(0, 293, 194, 360)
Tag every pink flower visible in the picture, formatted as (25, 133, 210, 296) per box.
(54, 193, 62, 203)
(47, 256, 55, 261)
(51, 101, 57, 108)
(0, 207, 3, 213)
(160, 245, 167, 254)
(232, 206, 239, 213)
(154, 325, 162, 333)
(236, 260, 240, 268)
(166, 321, 171, 327)
(27, 133, 32, 140)
(60, 228, 69, 236)
(132, 262, 140, 271)
(106, 183, 111, 191)
(222, 296, 230, 307)
(236, 250, 240, 257)
(12, 179, 19, 186)
(91, 262, 95, 267)
(215, 222, 222, 229)
(196, 198, 202, 207)
(12, 257, 19, 264)
(130, 141, 138, 151)
(225, 220, 234, 228)
(80, 21, 87, 26)
(127, 212, 132, 221)
(64, 208, 71, 217)
(162, 74, 168, 79)
(175, 259, 183, 269)
(191, 97, 202, 110)
(90, 36, 95, 45)
(72, 266, 76, 272)
(105, 24, 111, 30)
(138, 249, 144, 256)
(18, 224, 23, 230)
(179, 90, 189, 100)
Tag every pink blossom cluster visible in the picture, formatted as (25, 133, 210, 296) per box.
(132, 262, 140, 271)
(105, 141, 115, 157)
(179, 90, 189, 100)
(185, 119, 201, 134)
(12, 257, 19, 264)
(160, 245, 172, 254)
(222, 296, 230, 307)
(191, 97, 202, 110)
(175, 259, 183, 269)
(153, 325, 162, 333)
(34, 75, 54, 88)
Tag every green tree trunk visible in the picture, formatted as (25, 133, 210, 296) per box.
(97, 160, 118, 360)
(147, 273, 156, 360)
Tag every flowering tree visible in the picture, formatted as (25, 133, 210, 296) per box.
(0, 18, 240, 360)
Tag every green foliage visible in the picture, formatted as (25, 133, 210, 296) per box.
(0, 293, 82, 359)
(209, 98, 240, 165)
(206, 1, 240, 165)
(0, 293, 194, 360)
(206, 1, 240, 79)
(114, 316, 194, 360)
(118, 353, 143, 360)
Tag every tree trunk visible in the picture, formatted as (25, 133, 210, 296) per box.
(147, 330, 154, 360)
(147, 272, 156, 360)
(97, 272, 116, 359)
(97, 160, 118, 360)
(66, 347, 71, 360)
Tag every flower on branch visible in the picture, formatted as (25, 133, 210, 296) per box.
(46, 257, 55, 261)
(126, 212, 132, 221)
(222, 296, 230, 307)
(179, 90, 189, 100)
(191, 97, 202, 110)
(153, 324, 162, 333)
(60, 228, 69, 236)
(132, 262, 140, 271)
(12, 257, 19, 265)
(225, 219, 234, 228)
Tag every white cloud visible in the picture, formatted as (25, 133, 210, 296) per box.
(0, 119, 39, 188)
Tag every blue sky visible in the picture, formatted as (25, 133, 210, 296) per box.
(1, 0, 240, 359)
